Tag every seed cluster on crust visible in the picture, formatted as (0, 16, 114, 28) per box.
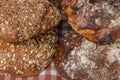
(0, 0, 61, 42)
(62, 0, 120, 43)
(54, 30, 120, 80)
(0, 30, 56, 77)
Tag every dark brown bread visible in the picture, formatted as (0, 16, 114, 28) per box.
(62, 0, 120, 44)
(0, 30, 56, 77)
(0, 0, 61, 42)
(54, 30, 120, 80)
(49, 0, 61, 8)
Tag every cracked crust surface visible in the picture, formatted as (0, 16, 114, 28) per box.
(54, 30, 120, 80)
(62, 0, 120, 44)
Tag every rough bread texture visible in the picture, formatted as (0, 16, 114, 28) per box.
(62, 0, 120, 44)
(54, 30, 120, 80)
(0, 30, 56, 77)
(49, 0, 61, 8)
(0, 0, 61, 42)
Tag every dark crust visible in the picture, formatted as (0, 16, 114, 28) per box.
(54, 30, 120, 80)
(49, 0, 61, 8)
(62, 0, 120, 29)
(62, 0, 120, 43)
(54, 30, 83, 80)
(0, 30, 56, 77)
(0, 0, 61, 42)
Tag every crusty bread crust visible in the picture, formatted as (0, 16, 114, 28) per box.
(0, 0, 61, 42)
(0, 30, 56, 77)
(54, 30, 120, 80)
(62, 0, 120, 44)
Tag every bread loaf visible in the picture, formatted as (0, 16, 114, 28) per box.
(62, 0, 120, 44)
(54, 30, 120, 80)
(0, 0, 61, 42)
(0, 30, 56, 77)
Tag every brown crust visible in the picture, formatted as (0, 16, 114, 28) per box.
(49, 0, 61, 8)
(0, 0, 61, 42)
(54, 30, 120, 80)
(0, 30, 56, 77)
(62, 0, 120, 44)
(54, 31, 83, 80)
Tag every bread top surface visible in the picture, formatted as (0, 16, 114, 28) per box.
(62, 0, 120, 29)
(0, 30, 56, 77)
(54, 30, 120, 80)
(61, 0, 120, 43)
(0, 0, 61, 42)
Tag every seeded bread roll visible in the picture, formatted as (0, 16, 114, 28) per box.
(62, 0, 120, 44)
(0, 0, 61, 42)
(54, 30, 120, 80)
(0, 30, 56, 77)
